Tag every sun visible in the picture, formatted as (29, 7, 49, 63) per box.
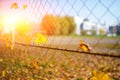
(5, 17, 16, 25)
(3, 15, 18, 33)
(4, 15, 17, 26)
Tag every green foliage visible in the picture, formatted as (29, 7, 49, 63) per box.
(53, 16, 61, 35)
(64, 16, 76, 35)
(60, 17, 70, 35)
(99, 28, 105, 35)
(81, 30, 87, 35)
(91, 30, 97, 35)
(40, 14, 76, 35)
(91, 26, 97, 35)
(112, 77, 119, 80)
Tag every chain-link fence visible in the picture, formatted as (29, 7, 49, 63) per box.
(0, 0, 120, 79)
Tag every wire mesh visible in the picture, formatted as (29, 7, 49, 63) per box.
(0, 0, 120, 79)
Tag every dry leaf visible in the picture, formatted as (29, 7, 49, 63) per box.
(33, 59, 39, 69)
(35, 33, 47, 44)
(0, 59, 3, 62)
(2, 71, 5, 77)
(79, 40, 91, 52)
(11, 2, 18, 9)
(6, 39, 14, 50)
(23, 5, 27, 10)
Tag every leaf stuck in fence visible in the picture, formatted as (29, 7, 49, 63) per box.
(11, 2, 18, 9)
(26, 36, 31, 47)
(79, 40, 91, 52)
(23, 5, 27, 10)
(35, 33, 47, 44)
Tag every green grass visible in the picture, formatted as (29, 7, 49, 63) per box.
(91, 43, 120, 49)
(72, 34, 120, 39)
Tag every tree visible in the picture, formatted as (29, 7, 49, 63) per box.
(64, 16, 76, 35)
(40, 14, 76, 35)
(40, 14, 55, 35)
(81, 30, 87, 35)
(53, 16, 61, 35)
(99, 28, 105, 35)
(59, 17, 69, 35)
(91, 26, 97, 35)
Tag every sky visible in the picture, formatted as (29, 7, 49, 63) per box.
(0, 0, 120, 26)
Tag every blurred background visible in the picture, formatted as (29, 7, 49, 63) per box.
(0, 0, 120, 54)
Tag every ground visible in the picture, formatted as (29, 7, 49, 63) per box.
(0, 36, 120, 80)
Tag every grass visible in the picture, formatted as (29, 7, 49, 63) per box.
(97, 44, 120, 49)
(72, 34, 120, 39)
(0, 41, 120, 80)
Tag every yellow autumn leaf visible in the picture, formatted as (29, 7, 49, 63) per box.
(10, 44, 13, 50)
(33, 59, 39, 69)
(30, 78, 34, 80)
(11, 2, 18, 9)
(79, 40, 91, 52)
(35, 38, 40, 44)
(81, 46, 88, 52)
(6, 39, 14, 50)
(92, 70, 97, 76)
(102, 74, 110, 80)
(6, 42, 9, 48)
(91, 77, 98, 80)
(17, 78, 20, 80)
(98, 71, 104, 79)
(35, 33, 47, 44)
(6, 39, 9, 48)
(0, 59, 3, 62)
(2, 71, 5, 77)
(55, 68, 58, 73)
(92, 70, 111, 80)
(23, 5, 27, 10)
(44, 78, 48, 80)
(26, 36, 31, 46)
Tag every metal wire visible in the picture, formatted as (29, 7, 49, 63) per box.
(14, 42, 120, 58)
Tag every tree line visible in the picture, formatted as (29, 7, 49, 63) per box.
(40, 14, 76, 35)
